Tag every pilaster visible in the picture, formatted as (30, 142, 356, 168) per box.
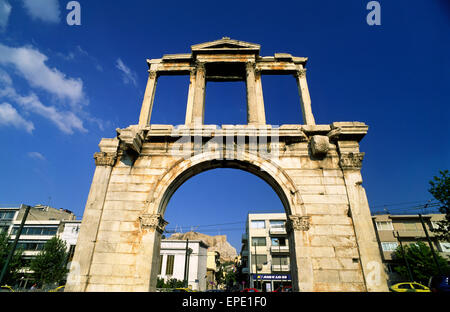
(338, 151, 389, 292)
(66, 139, 119, 291)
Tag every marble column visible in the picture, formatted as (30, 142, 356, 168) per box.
(254, 68, 266, 124)
(191, 62, 206, 125)
(246, 62, 260, 125)
(185, 68, 197, 125)
(138, 70, 158, 127)
(295, 69, 316, 125)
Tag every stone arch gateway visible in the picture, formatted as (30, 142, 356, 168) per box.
(65, 38, 388, 292)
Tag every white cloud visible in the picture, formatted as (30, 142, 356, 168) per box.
(0, 43, 84, 107)
(0, 102, 34, 133)
(28, 151, 45, 160)
(0, 44, 107, 134)
(21, 0, 60, 23)
(116, 58, 138, 87)
(0, 62, 87, 134)
(0, 83, 87, 134)
(0, 0, 11, 31)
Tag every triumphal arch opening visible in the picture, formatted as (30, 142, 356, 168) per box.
(66, 38, 388, 292)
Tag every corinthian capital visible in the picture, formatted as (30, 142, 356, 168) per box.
(294, 68, 307, 78)
(94, 152, 117, 167)
(286, 215, 311, 232)
(148, 70, 157, 79)
(139, 214, 168, 234)
(339, 152, 365, 170)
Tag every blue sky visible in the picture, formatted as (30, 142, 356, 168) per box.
(0, 0, 449, 251)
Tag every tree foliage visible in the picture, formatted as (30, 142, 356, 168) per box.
(29, 236, 68, 287)
(0, 231, 23, 285)
(156, 277, 184, 288)
(429, 170, 450, 241)
(392, 241, 449, 284)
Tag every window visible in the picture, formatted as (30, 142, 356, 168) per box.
(251, 255, 268, 265)
(0, 211, 15, 220)
(398, 283, 412, 289)
(272, 256, 289, 265)
(271, 237, 286, 246)
(412, 283, 426, 290)
(269, 220, 285, 229)
(0, 226, 9, 234)
(381, 242, 398, 251)
(375, 221, 393, 231)
(251, 237, 266, 246)
(11, 226, 57, 236)
(251, 220, 265, 229)
(72, 225, 80, 233)
(165, 255, 175, 275)
(15, 241, 45, 251)
(439, 242, 450, 253)
(403, 221, 419, 231)
(68, 245, 76, 262)
(158, 255, 163, 275)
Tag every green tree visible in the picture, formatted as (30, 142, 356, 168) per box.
(0, 231, 24, 285)
(429, 170, 450, 241)
(392, 241, 449, 284)
(156, 277, 184, 289)
(215, 265, 224, 285)
(29, 237, 68, 288)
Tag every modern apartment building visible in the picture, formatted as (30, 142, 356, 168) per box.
(0, 204, 79, 287)
(372, 213, 450, 285)
(240, 213, 291, 292)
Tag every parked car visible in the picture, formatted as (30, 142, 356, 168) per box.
(172, 287, 194, 292)
(390, 282, 430, 292)
(428, 275, 450, 293)
(49, 285, 65, 292)
(241, 288, 260, 292)
(273, 285, 292, 292)
(0, 285, 14, 292)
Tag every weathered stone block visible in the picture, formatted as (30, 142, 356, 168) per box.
(310, 135, 330, 157)
(314, 270, 340, 283)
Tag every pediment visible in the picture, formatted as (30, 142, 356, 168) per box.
(191, 37, 260, 54)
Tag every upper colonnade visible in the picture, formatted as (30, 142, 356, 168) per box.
(138, 37, 316, 128)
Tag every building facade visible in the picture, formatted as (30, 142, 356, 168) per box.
(0, 204, 79, 287)
(240, 213, 291, 292)
(157, 239, 208, 291)
(206, 250, 220, 289)
(372, 213, 450, 285)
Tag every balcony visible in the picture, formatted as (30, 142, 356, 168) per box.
(395, 230, 427, 238)
(270, 245, 289, 253)
(242, 267, 249, 274)
(271, 264, 290, 272)
(269, 227, 287, 235)
(242, 234, 248, 242)
(241, 250, 249, 257)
